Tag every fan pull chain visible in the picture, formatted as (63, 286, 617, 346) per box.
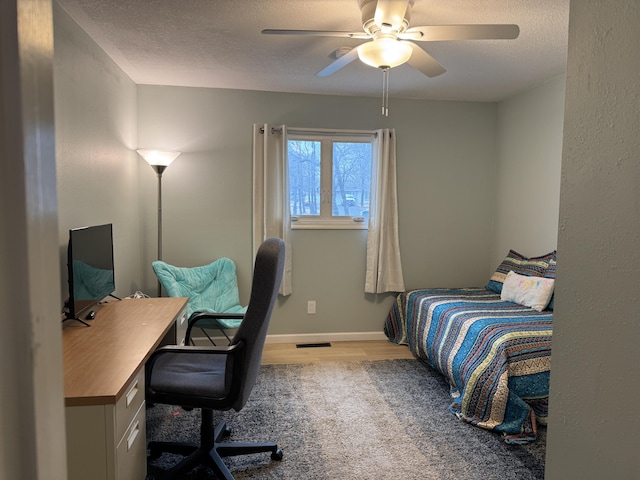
(381, 67, 390, 117)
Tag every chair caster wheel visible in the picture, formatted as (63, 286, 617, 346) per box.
(223, 425, 232, 437)
(271, 449, 283, 461)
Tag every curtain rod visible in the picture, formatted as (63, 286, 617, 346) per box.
(259, 126, 381, 137)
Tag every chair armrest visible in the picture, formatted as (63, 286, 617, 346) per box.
(152, 343, 238, 355)
(187, 312, 246, 344)
(189, 311, 245, 324)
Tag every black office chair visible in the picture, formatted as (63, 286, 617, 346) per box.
(146, 238, 285, 480)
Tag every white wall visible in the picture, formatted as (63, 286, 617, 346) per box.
(53, 3, 142, 303)
(137, 86, 498, 336)
(493, 75, 565, 268)
(546, 1, 640, 478)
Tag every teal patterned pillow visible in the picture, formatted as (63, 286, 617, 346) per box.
(486, 249, 556, 294)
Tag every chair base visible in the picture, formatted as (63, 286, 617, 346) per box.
(148, 410, 282, 480)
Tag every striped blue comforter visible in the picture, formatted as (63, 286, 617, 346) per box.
(384, 288, 552, 443)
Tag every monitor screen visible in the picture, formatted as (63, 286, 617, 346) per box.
(64, 223, 115, 321)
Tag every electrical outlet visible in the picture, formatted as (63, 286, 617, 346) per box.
(307, 300, 316, 314)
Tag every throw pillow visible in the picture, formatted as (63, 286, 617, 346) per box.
(501, 270, 555, 312)
(486, 249, 556, 294)
(544, 257, 557, 310)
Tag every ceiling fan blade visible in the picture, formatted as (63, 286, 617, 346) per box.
(316, 47, 360, 77)
(403, 24, 520, 41)
(261, 29, 370, 39)
(374, 0, 409, 31)
(406, 43, 446, 78)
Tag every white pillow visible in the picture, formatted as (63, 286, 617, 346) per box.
(501, 270, 555, 312)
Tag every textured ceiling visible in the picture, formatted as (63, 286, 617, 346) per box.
(56, 0, 570, 102)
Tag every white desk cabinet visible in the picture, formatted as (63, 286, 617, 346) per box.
(66, 369, 146, 479)
(63, 298, 188, 480)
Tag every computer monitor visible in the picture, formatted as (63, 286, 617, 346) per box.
(63, 223, 115, 325)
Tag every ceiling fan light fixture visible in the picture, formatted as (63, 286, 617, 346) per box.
(357, 36, 412, 69)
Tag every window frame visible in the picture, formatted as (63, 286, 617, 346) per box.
(287, 128, 375, 230)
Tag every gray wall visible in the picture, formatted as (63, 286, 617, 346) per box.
(2, 1, 67, 478)
(53, 4, 565, 340)
(14, 0, 640, 477)
(54, 3, 142, 304)
(545, 1, 640, 478)
(137, 87, 499, 337)
(493, 75, 565, 267)
(136, 79, 565, 337)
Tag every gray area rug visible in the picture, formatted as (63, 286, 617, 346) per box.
(146, 359, 546, 479)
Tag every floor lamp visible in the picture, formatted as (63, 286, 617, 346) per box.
(137, 149, 181, 297)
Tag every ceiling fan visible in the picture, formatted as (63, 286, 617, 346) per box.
(262, 0, 520, 81)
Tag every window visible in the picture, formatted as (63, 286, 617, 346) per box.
(288, 130, 374, 229)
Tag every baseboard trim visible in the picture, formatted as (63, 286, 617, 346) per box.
(264, 331, 388, 344)
(189, 331, 388, 345)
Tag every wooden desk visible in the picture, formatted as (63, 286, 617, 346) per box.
(63, 297, 188, 480)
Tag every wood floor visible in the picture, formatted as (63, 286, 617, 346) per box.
(261, 340, 414, 365)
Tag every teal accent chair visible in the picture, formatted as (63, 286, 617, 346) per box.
(152, 257, 246, 345)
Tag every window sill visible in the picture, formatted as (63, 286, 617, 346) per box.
(290, 218, 368, 230)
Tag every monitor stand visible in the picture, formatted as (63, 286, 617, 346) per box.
(62, 298, 92, 326)
(62, 316, 91, 327)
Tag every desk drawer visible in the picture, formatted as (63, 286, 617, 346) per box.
(116, 401, 146, 480)
(115, 368, 145, 441)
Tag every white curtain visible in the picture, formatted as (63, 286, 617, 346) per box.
(252, 123, 292, 295)
(365, 128, 405, 294)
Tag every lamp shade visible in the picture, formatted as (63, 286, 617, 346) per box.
(357, 36, 413, 69)
(137, 149, 181, 167)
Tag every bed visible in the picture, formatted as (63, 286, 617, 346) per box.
(385, 250, 556, 444)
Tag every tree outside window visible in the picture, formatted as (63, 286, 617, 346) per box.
(288, 132, 372, 228)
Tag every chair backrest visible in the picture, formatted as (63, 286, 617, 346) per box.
(228, 237, 285, 411)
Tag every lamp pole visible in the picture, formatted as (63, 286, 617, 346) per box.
(137, 149, 181, 298)
(151, 164, 167, 297)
